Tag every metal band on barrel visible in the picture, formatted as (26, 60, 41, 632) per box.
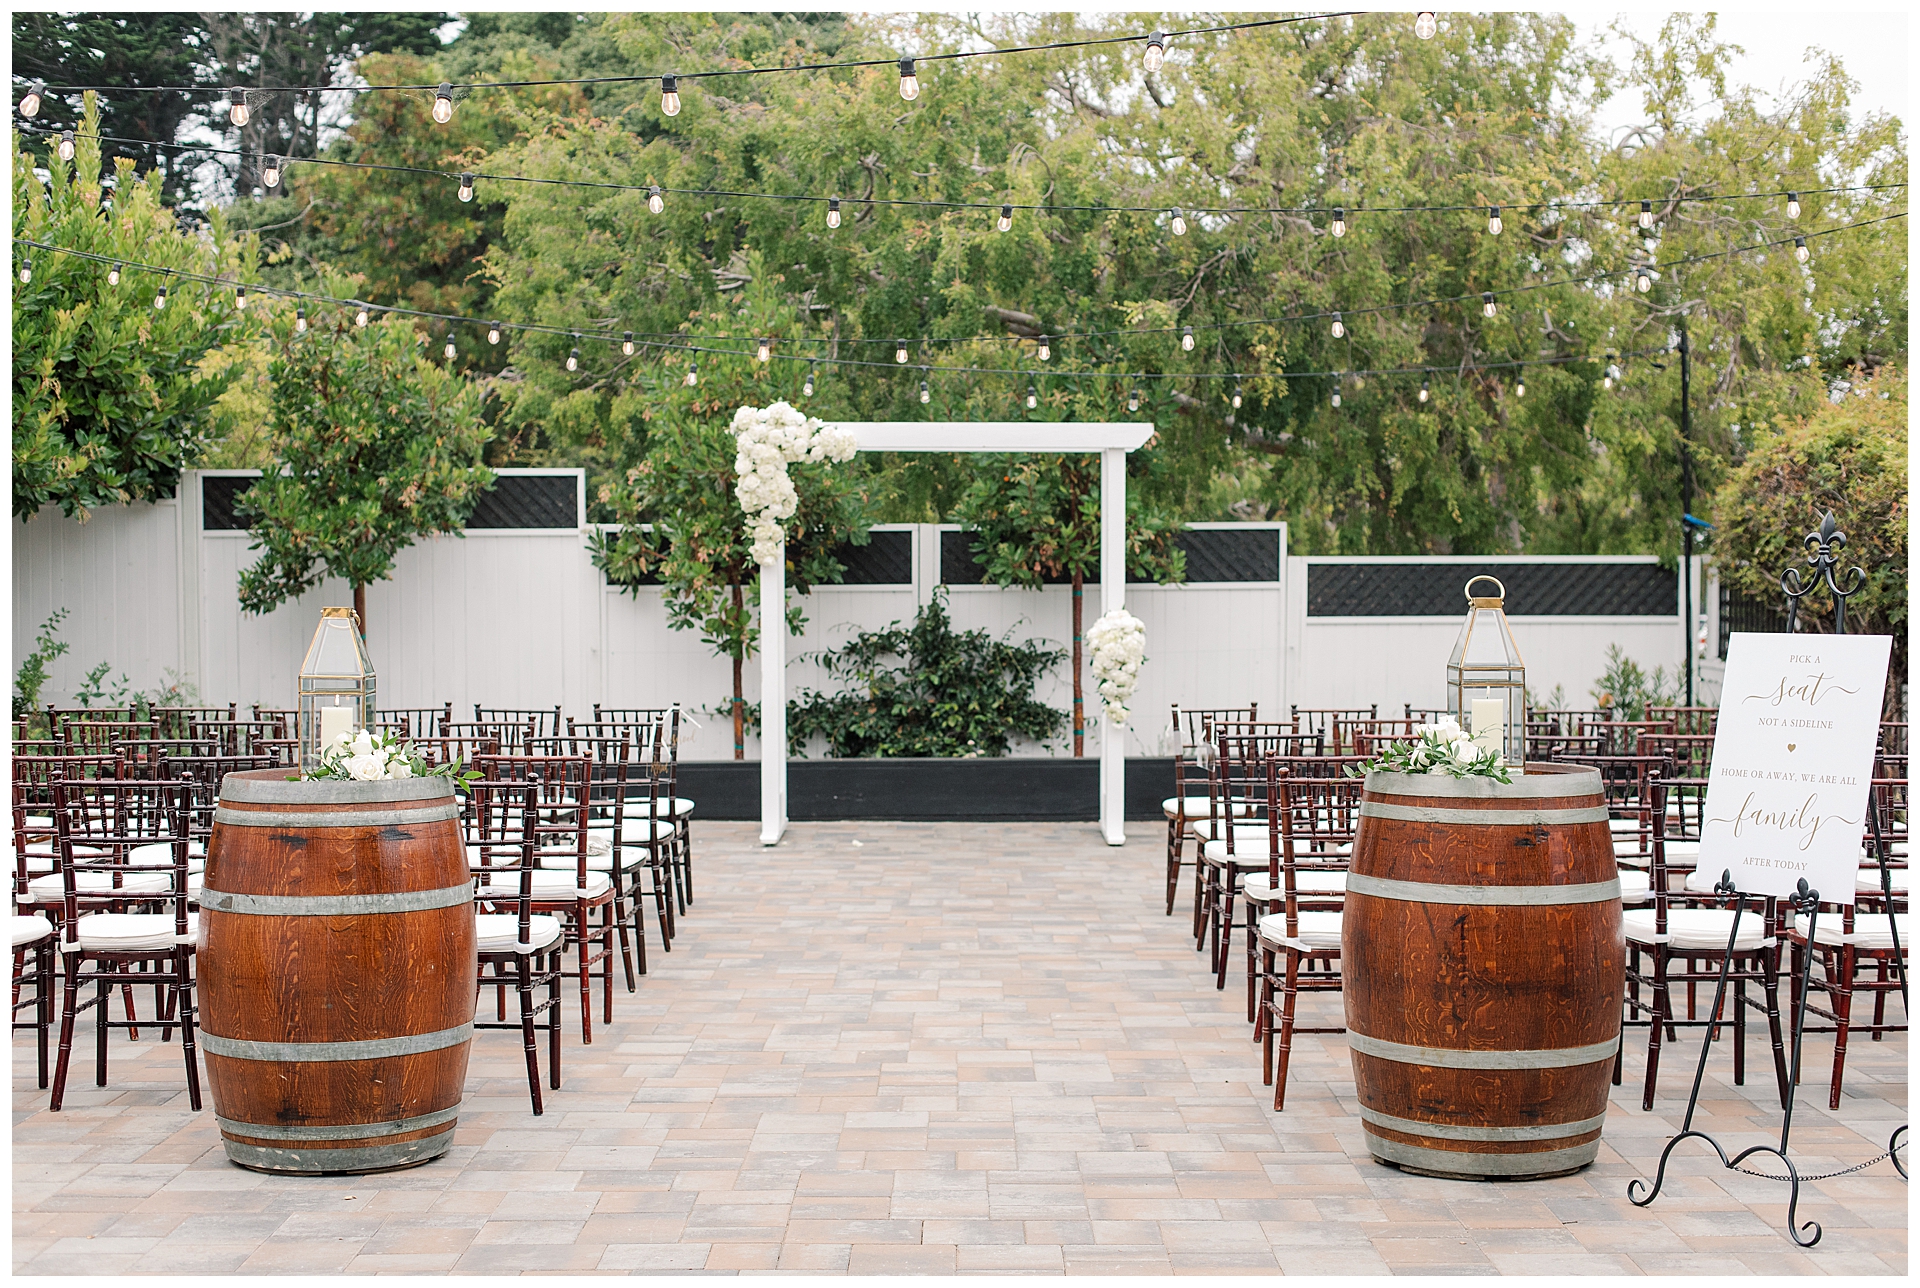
(1347, 1030, 1620, 1070)
(213, 804, 462, 828)
(1345, 873, 1622, 906)
(1359, 801, 1610, 826)
(198, 1022, 472, 1062)
(198, 884, 474, 916)
(1359, 1106, 1608, 1142)
(218, 1131, 456, 1174)
(1364, 1134, 1601, 1177)
(217, 1104, 461, 1141)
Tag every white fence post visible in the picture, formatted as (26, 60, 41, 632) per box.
(1099, 446, 1126, 845)
(759, 547, 787, 845)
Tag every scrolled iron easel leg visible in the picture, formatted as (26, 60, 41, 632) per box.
(1890, 1125, 1908, 1181)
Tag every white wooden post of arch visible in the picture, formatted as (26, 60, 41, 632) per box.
(760, 421, 1155, 847)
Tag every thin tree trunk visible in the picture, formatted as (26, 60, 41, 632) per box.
(1072, 568, 1084, 758)
(353, 582, 366, 639)
(731, 582, 746, 760)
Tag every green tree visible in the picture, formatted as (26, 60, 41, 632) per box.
(1711, 366, 1907, 711)
(235, 309, 493, 636)
(955, 454, 1185, 756)
(12, 94, 249, 520)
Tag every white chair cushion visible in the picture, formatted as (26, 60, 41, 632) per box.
(27, 870, 173, 899)
(1163, 796, 1250, 820)
(620, 799, 695, 821)
(1189, 820, 1271, 843)
(1857, 868, 1909, 894)
(71, 912, 197, 953)
(599, 821, 677, 843)
(474, 913, 564, 954)
(1794, 912, 1909, 952)
(129, 841, 207, 869)
(1617, 869, 1652, 905)
(1241, 871, 1348, 903)
(1623, 908, 1771, 951)
(526, 870, 614, 901)
(11, 914, 53, 948)
(1256, 910, 1344, 952)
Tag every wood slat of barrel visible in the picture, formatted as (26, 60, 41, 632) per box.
(198, 770, 476, 1174)
(1342, 763, 1622, 1180)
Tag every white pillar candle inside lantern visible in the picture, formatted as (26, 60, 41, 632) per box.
(1446, 575, 1527, 764)
(298, 606, 376, 770)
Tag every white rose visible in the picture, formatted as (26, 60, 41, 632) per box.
(344, 753, 385, 781)
(350, 729, 375, 757)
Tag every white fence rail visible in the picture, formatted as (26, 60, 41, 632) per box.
(12, 471, 1715, 756)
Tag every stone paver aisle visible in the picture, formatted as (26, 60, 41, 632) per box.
(13, 821, 1909, 1274)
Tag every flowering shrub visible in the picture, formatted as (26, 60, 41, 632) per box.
(732, 402, 858, 565)
(1351, 714, 1512, 783)
(307, 728, 478, 787)
(1085, 608, 1147, 725)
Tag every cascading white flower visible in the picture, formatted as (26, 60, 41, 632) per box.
(731, 402, 856, 565)
(1085, 608, 1147, 725)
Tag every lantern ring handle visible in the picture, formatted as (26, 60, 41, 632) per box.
(1464, 574, 1506, 602)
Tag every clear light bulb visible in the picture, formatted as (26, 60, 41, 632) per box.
(827, 198, 841, 228)
(488, 322, 501, 345)
(1331, 312, 1344, 338)
(1231, 384, 1242, 410)
(107, 264, 120, 286)
(998, 204, 1012, 232)
(229, 89, 250, 127)
(1181, 325, 1194, 351)
(234, 284, 246, 309)
(1487, 205, 1502, 236)
(660, 75, 681, 117)
(294, 307, 306, 332)
(1638, 199, 1653, 229)
(1419, 377, 1430, 403)
(1127, 389, 1140, 412)
(1482, 292, 1497, 318)
(432, 83, 454, 124)
(920, 379, 931, 404)
(1330, 207, 1346, 238)
(1026, 384, 1038, 410)
(1415, 11, 1438, 40)
(355, 305, 370, 327)
(1143, 32, 1165, 73)
(895, 340, 908, 364)
(1514, 380, 1525, 398)
(757, 337, 771, 363)
(684, 363, 698, 387)
(1331, 389, 1341, 407)
(898, 57, 919, 101)
(1794, 236, 1809, 263)
(19, 80, 44, 119)
(1636, 266, 1652, 292)
(1170, 208, 1187, 236)
(445, 339, 457, 360)
(1786, 191, 1800, 220)
(567, 347, 579, 372)
(1037, 335, 1050, 362)
(457, 172, 474, 202)
(622, 331, 635, 356)
(56, 130, 75, 161)
(648, 186, 664, 215)
(803, 368, 815, 397)
(263, 154, 281, 188)
(18, 256, 30, 283)
(154, 283, 167, 309)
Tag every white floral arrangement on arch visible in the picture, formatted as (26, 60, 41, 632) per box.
(731, 402, 858, 565)
(1085, 608, 1147, 725)
(1350, 714, 1511, 783)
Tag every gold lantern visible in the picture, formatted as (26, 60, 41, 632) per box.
(1446, 575, 1527, 764)
(298, 606, 377, 770)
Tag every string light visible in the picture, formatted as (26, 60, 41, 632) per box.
(919, 371, 931, 403)
(1143, 31, 1166, 73)
(1514, 380, 1525, 398)
(1170, 208, 1187, 236)
(1231, 381, 1243, 410)
(647, 185, 664, 215)
(827, 197, 841, 229)
(106, 263, 120, 286)
(757, 336, 772, 363)
(19, 80, 44, 119)
(234, 283, 246, 309)
(1127, 388, 1141, 412)
(1635, 264, 1653, 292)
(352, 303, 370, 327)
(566, 344, 580, 371)
(1026, 383, 1038, 410)
(228, 89, 250, 128)
(457, 172, 474, 202)
(488, 321, 502, 344)
(444, 337, 457, 360)
(262, 154, 281, 188)
(803, 366, 816, 397)
(1181, 325, 1194, 351)
(1794, 236, 1809, 263)
(895, 339, 909, 364)
(660, 74, 681, 117)
(1330, 207, 1347, 238)
(897, 57, 919, 101)
(1638, 200, 1653, 230)
(294, 306, 306, 332)
(1603, 354, 1618, 389)
(1419, 375, 1430, 403)
(1487, 205, 1502, 236)
(1037, 335, 1050, 361)
(1330, 385, 1341, 407)
(1786, 192, 1800, 220)
(622, 331, 635, 356)
(1330, 312, 1345, 338)
(153, 278, 167, 309)
(18, 255, 30, 283)
(1482, 292, 1497, 318)
(1415, 12, 1438, 40)
(56, 130, 75, 161)
(998, 204, 1013, 232)
(432, 82, 455, 124)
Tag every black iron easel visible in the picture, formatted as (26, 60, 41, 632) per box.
(1628, 511, 1909, 1243)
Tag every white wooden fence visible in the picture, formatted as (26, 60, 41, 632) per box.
(12, 470, 1716, 757)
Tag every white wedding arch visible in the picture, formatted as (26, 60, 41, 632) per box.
(750, 418, 1155, 847)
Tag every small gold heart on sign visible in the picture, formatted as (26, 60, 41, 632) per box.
(1787, 743, 1797, 752)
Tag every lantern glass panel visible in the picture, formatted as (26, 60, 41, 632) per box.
(297, 607, 376, 769)
(1445, 576, 1527, 763)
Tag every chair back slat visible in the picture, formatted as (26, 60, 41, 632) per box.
(377, 704, 456, 738)
(1646, 706, 1718, 736)
(1290, 705, 1377, 741)
(476, 707, 563, 741)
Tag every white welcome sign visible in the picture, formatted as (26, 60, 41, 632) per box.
(1702, 633, 1892, 903)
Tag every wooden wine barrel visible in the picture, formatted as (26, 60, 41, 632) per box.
(1342, 763, 1622, 1180)
(198, 770, 475, 1174)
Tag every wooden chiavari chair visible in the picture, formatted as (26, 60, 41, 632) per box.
(1582, 718, 1675, 756)
(449, 720, 536, 756)
(12, 904, 55, 1089)
(376, 704, 455, 738)
(567, 720, 680, 943)
(1290, 704, 1376, 751)
(476, 706, 563, 744)
(1343, 718, 1418, 759)
(1647, 705, 1718, 736)
(111, 738, 219, 771)
(149, 704, 237, 739)
(465, 777, 565, 1114)
(63, 719, 156, 754)
(411, 735, 501, 771)
(1404, 705, 1450, 724)
(1642, 733, 1714, 781)
(1162, 704, 1258, 919)
(250, 705, 301, 739)
(534, 732, 655, 985)
(192, 720, 285, 756)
